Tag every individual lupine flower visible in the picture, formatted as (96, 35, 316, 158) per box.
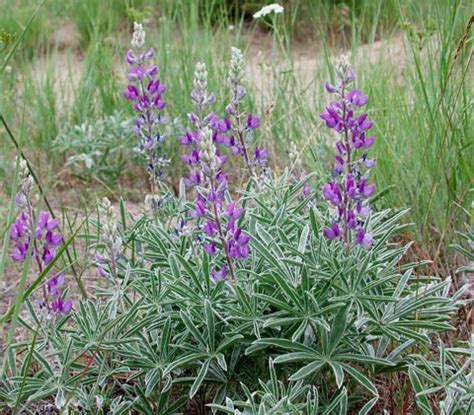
(323, 181, 342, 206)
(46, 274, 73, 315)
(211, 265, 227, 281)
(10, 211, 62, 265)
(50, 297, 73, 314)
(253, 147, 268, 166)
(323, 222, 342, 240)
(320, 55, 376, 249)
(124, 22, 167, 194)
(355, 228, 374, 249)
(224, 47, 267, 175)
(95, 198, 122, 279)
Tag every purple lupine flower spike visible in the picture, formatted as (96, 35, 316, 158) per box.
(178, 61, 252, 281)
(9, 158, 73, 316)
(124, 22, 168, 194)
(225, 47, 267, 176)
(321, 55, 376, 249)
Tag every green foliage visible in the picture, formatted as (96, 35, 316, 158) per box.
(53, 111, 136, 187)
(409, 343, 473, 414)
(1, 175, 468, 412)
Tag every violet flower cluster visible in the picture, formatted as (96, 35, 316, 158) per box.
(320, 56, 376, 249)
(9, 159, 72, 315)
(124, 22, 168, 194)
(179, 62, 250, 281)
(94, 197, 122, 280)
(223, 47, 268, 175)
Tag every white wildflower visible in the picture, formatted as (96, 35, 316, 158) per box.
(253, 3, 284, 19)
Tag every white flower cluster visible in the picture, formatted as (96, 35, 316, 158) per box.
(253, 3, 284, 19)
(289, 141, 302, 170)
(335, 54, 355, 85)
(191, 62, 216, 107)
(228, 46, 245, 86)
(131, 22, 145, 49)
(199, 127, 218, 167)
(193, 62, 209, 95)
(15, 157, 34, 208)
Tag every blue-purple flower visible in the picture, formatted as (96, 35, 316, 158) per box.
(10, 211, 62, 265)
(46, 274, 73, 315)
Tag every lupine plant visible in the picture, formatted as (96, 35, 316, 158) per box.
(1, 33, 470, 415)
(9, 158, 72, 315)
(53, 111, 136, 187)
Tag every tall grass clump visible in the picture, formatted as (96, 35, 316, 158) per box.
(359, 1, 472, 267)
